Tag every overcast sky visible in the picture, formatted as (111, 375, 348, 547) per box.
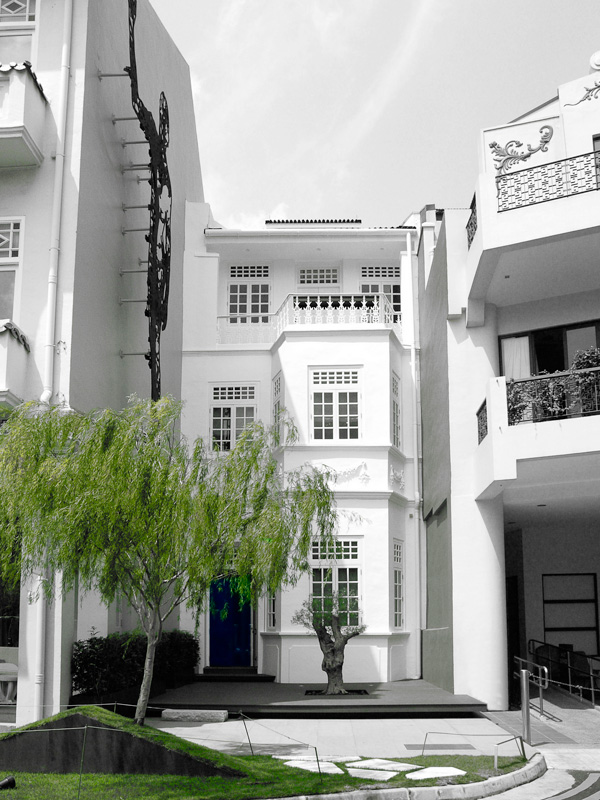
(148, 0, 600, 229)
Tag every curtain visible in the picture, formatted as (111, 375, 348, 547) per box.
(502, 336, 531, 379)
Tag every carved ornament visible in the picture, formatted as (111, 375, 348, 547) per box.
(489, 125, 553, 175)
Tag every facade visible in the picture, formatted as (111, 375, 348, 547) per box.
(418, 54, 600, 710)
(0, 0, 204, 723)
(180, 214, 424, 684)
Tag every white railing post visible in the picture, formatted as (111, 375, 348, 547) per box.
(520, 669, 531, 745)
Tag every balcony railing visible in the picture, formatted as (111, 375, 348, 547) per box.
(466, 197, 477, 249)
(506, 366, 600, 425)
(216, 293, 401, 345)
(497, 151, 600, 212)
(476, 400, 488, 443)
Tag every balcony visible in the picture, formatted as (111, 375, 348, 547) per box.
(0, 62, 46, 167)
(506, 367, 600, 425)
(216, 293, 401, 345)
(496, 151, 600, 213)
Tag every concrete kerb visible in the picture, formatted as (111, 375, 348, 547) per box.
(265, 753, 547, 800)
(161, 709, 228, 722)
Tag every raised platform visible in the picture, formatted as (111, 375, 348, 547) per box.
(149, 679, 487, 719)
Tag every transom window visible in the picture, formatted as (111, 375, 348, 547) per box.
(312, 539, 358, 561)
(298, 267, 339, 285)
(212, 385, 255, 401)
(361, 265, 401, 279)
(311, 369, 360, 441)
(230, 265, 269, 278)
(312, 566, 360, 626)
(0, 0, 35, 22)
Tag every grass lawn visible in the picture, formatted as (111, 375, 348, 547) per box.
(0, 707, 528, 799)
(0, 754, 527, 799)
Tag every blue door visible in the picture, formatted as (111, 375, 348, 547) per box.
(209, 579, 251, 667)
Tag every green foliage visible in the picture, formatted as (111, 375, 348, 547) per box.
(71, 630, 199, 697)
(0, 396, 337, 721)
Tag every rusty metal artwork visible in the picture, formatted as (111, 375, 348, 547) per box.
(125, 0, 172, 401)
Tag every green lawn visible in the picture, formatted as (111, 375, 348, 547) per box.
(0, 754, 527, 799)
(0, 707, 528, 799)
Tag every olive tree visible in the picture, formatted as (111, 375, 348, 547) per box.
(0, 397, 337, 723)
(292, 594, 365, 694)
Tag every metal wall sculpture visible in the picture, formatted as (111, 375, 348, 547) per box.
(125, 0, 172, 401)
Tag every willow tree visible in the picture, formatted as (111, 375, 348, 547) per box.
(0, 397, 337, 724)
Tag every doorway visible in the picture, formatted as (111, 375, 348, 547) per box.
(209, 578, 252, 667)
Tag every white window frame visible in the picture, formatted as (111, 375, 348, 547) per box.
(210, 384, 257, 451)
(0, 0, 36, 24)
(297, 266, 340, 290)
(228, 280, 270, 324)
(266, 592, 277, 629)
(310, 368, 361, 442)
(360, 281, 401, 322)
(272, 371, 282, 424)
(393, 539, 404, 629)
(311, 565, 361, 627)
(391, 371, 402, 449)
(0, 217, 23, 322)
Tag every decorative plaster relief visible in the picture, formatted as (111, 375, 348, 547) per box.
(389, 466, 405, 490)
(565, 79, 600, 107)
(337, 462, 370, 484)
(489, 125, 553, 175)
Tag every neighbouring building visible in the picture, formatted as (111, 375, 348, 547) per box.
(418, 52, 600, 710)
(180, 214, 424, 685)
(0, 0, 204, 724)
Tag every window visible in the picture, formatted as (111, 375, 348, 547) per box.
(0, 0, 36, 23)
(211, 385, 256, 451)
(272, 372, 282, 424)
(0, 219, 20, 320)
(312, 567, 360, 626)
(391, 372, 402, 448)
(311, 369, 360, 441)
(361, 265, 401, 279)
(298, 267, 339, 286)
(500, 321, 600, 378)
(312, 539, 358, 561)
(360, 282, 401, 322)
(228, 265, 270, 324)
(393, 540, 404, 628)
(266, 593, 277, 629)
(543, 573, 598, 654)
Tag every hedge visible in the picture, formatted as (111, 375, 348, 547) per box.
(71, 629, 200, 697)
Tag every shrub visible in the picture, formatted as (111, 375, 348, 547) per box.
(72, 629, 199, 697)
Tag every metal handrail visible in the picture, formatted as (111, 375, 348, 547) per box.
(528, 639, 599, 705)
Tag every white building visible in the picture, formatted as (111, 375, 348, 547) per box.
(181, 214, 424, 684)
(418, 53, 600, 710)
(0, 0, 204, 724)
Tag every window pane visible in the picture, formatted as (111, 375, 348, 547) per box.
(212, 407, 232, 451)
(0, 271, 15, 319)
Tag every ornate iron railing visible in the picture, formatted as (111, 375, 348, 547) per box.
(216, 293, 401, 345)
(466, 197, 477, 249)
(506, 366, 600, 424)
(497, 151, 600, 212)
(476, 400, 488, 443)
(0, 0, 35, 23)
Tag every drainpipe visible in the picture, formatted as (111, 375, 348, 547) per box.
(409, 230, 423, 678)
(32, 573, 47, 720)
(40, 0, 74, 405)
(32, 0, 74, 722)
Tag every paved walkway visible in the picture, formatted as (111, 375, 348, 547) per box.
(147, 683, 600, 797)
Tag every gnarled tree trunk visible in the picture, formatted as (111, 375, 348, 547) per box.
(313, 614, 359, 695)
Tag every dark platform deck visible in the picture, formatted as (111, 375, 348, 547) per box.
(149, 678, 487, 719)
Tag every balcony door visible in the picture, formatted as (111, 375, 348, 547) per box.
(501, 322, 599, 377)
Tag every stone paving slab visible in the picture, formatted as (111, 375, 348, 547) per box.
(346, 768, 398, 780)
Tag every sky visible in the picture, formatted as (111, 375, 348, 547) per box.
(147, 0, 600, 229)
